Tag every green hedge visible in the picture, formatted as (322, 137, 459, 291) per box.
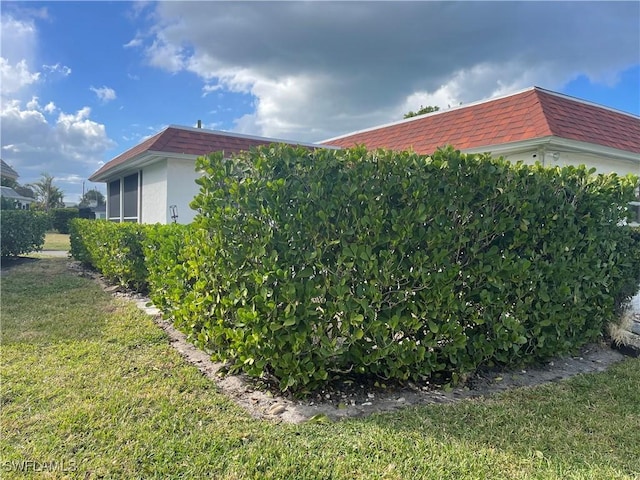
(177, 145, 639, 391)
(69, 145, 640, 392)
(50, 208, 79, 234)
(145, 223, 192, 317)
(0, 210, 49, 256)
(69, 219, 148, 290)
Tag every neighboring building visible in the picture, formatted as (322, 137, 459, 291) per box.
(323, 86, 640, 177)
(0, 159, 19, 183)
(0, 186, 33, 210)
(89, 125, 326, 224)
(93, 204, 106, 220)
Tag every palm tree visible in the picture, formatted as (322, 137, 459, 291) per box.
(29, 173, 65, 211)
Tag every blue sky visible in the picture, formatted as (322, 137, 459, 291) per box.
(1, 1, 639, 203)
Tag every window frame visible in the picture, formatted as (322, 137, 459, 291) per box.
(107, 171, 142, 223)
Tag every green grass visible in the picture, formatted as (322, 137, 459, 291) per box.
(1, 258, 639, 479)
(42, 232, 70, 251)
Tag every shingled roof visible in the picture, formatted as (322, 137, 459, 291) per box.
(323, 87, 640, 155)
(90, 126, 324, 182)
(0, 159, 19, 181)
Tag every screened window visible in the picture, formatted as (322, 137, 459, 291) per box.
(108, 180, 120, 220)
(107, 172, 140, 222)
(123, 173, 139, 220)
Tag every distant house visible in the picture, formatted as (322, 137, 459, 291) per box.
(323, 86, 640, 177)
(1, 160, 34, 210)
(93, 204, 106, 220)
(89, 125, 325, 224)
(0, 159, 19, 183)
(0, 186, 33, 210)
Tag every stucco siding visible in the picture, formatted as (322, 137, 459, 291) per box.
(478, 149, 639, 176)
(166, 159, 202, 224)
(141, 159, 168, 224)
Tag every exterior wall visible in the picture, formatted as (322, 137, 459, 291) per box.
(540, 151, 639, 176)
(165, 158, 202, 224)
(140, 159, 168, 224)
(478, 148, 639, 176)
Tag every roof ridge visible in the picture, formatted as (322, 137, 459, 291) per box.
(167, 124, 323, 149)
(533, 86, 640, 119)
(321, 86, 539, 143)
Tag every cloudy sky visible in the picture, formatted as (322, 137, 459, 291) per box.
(1, 1, 639, 203)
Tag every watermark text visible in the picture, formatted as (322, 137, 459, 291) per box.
(1, 459, 77, 473)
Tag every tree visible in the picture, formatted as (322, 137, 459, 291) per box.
(79, 189, 105, 208)
(404, 105, 440, 119)
(29, 173, 65, 211)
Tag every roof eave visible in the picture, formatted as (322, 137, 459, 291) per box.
(89, 151, 184, 182)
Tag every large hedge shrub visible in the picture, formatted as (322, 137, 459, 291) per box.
(69, 144, 639, 392)
(50, 208, 79, 234)
(69, 219, 148, 289)
(163, 144, 638, 391)
(0, 210, 49, 256)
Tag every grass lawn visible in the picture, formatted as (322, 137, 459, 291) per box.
(1, 258, 639, 479)
(42, 232, 70, 251)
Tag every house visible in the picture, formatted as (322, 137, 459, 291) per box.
(323, 86, 640, 177)
(323, 86, 640, 225)
(0, 159, 19, 183)
(0, 186, 34, 210)
(1, 160, 34, 209)
(89, 125, 325, 224)
(92, 204, 106, 220)
(92, 88, 639, 225)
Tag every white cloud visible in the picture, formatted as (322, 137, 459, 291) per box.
(1, 97, 115, 201)
(43, 101, 56, 114)
(0, 58, 40, 94)
(133, 2, 639, 141)
(90, 85, 117, 103)
(43, 63, 72, 76)
(123, 35, 143, 49)
(0, 14, 37, 65)
(0, 11, 113, 202)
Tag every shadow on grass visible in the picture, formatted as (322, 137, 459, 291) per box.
(0, 255, 39, 273)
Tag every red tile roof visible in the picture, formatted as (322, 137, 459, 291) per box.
(90, 126, 319, 181)
(324, 87, 640, 155)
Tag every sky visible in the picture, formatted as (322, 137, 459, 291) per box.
(1, 1, 639, 203)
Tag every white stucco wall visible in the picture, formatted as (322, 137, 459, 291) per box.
(480, 149, 639, 177)
(165, 158, 203, 224)
(141, 159, 168, 224)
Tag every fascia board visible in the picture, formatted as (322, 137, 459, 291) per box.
(89, 152, 176, 182)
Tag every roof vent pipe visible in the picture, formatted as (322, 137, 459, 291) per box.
(197, 120, 202, 128)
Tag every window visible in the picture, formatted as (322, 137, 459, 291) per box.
(107, 172, 141, 222)
(108, 180, 120, 221)
(123, 173, 138, 221)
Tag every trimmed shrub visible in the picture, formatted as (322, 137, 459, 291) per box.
(165, 144, 639, 391)
(68, 145, 640, 392)
(69, 219, 147, 290)
(0, 210, 49, 256)
(50, 208, 79, 234)
(144, 223, 193, 319)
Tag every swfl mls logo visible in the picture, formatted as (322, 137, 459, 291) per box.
(1, 459, 77, 473)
